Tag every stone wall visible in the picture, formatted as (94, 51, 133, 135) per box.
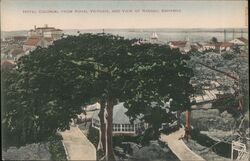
(2, 142, 51, 160)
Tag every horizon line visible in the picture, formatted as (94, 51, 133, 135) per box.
(2, 27, 249, 32)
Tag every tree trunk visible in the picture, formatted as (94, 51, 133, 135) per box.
(98, 98, 106, 153)
(185, 110, 190, 129)
(184, 110, 191, 141)
(106, 97, 115, 161)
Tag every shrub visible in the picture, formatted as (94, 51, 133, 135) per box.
(191, 129, 231, 158)
(221, 52, 236, 60)
(48, 134, 67, 161)
(87, 126, 99, 148)
(113, 135, 141, 147)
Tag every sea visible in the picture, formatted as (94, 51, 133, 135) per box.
(1, 28, 248, 43)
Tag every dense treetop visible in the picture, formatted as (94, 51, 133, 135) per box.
(2, 33, 194, 147)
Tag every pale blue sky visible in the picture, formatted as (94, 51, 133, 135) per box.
(1, 0, 248, 31)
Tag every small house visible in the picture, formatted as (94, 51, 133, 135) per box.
(23, 36, 53, 52)
(229, 37, 248, 46)
(8, 47, 24, 60)
(92, 103, 147, 136)
(149, 32, 159, 43)
(190, 42, 203, 52)
(219, 42, 234, 52)
(168, 41, 191, 53)
(1, 60, 16, 69)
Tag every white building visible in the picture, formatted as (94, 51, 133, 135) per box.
(24, 25, 62, 52)
(92, 103, 147, 136)
(168, 41, 191, 53)
(190, 42, 203, 52)
(27, 25, 63, 40)
(219, 42, 234, 52)
(229, 37, 248, 46)
(202, 43, 217, 50)
(149, 32, 159, 43)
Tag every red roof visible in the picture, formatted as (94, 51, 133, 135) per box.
(1, 60, 15, 67)
(191, 43, 203, 50)
(237, 37, 248, 44)
(204, 42, 222, 48)
(10, 48, 24, 56)
(195, 43, 203, 48)
(204, 43, 216, 47)
(220, 42, 234, 48)
(216, 42, 223, 47)
(24, 37, 41, 46)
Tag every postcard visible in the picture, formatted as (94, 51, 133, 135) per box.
(1, 0, 249, 161)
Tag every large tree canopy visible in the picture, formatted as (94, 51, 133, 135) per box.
(119, 43, 194, 139)
(2, 34, 194, 160)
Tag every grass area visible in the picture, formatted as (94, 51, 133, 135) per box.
(48, 133, 67, 161)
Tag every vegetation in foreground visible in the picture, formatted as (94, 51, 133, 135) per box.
(2, 33, 194, 160)
(48, 133, 67, 161)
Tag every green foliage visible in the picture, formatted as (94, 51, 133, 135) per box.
(86, 126, 105, 160)
(191, 129, 231, 158)
(232, 45, 241, 54)
(113, 135, 141, 147)
(143, 106, 176, 139)
(2, 67, 52, 147)
(187, 50, 203, 56)
(212, 97, 241, 117)
(48, 134, 67, 161)
(221, 52, 236, 60)
(211, 37, 218, 44)
(121, 43, 194, 135)
(139, 128, 156, 145)
(97, 149, 105, 160)
(87, 126, 100, 148)
(212, 97, 237, 108)
(2, 33, 194, 148)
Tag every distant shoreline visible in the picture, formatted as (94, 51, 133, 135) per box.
(1, 28, 248, 33)
(1, 28, 248, 42)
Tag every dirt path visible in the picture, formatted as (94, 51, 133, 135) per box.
(59, 126, 96, 160)
(160, 127, 205, 161)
